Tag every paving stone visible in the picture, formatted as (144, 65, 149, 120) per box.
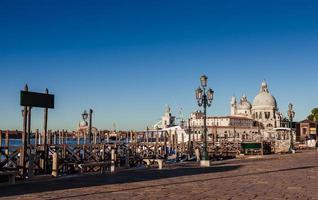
(1, 151, 318, 200)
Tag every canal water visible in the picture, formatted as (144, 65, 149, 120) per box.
(1, 138, 87, 147)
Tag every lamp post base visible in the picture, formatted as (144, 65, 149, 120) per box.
(200, 160, 211, 167)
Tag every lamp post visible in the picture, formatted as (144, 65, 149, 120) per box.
(195, 75, 214, 166)
(82, 109, 93, 144)
(287, 103, 295, 153)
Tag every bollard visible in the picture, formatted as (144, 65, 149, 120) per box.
(52, 152, 59, 177)
(28, 149, 35, 179)
(111, 149, 116, 173)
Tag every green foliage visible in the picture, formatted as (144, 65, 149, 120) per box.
(307, 108, 318, 121)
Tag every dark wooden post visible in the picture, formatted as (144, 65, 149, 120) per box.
(53, 131, 57, 145)
(164, 131, 167, 157)
(43, 88, 49, 174)
(155, 129, 159, 158)
(21, 84, 28, 178)
(48, 130, 52, 145)
(175, 129, 178, 155)
(181, 131, 184, 155)
(89, 109, 93, 144)
(65, 130, 68, 145)
(27, 107, 32, 145)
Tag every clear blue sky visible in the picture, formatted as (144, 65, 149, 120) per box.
(0, 0, 317, 131)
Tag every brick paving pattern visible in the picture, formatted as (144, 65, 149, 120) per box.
(0, 151, 317, 200)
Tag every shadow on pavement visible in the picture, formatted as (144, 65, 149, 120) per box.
(0, 165, 241, 198)
(50, 165, 318, 200)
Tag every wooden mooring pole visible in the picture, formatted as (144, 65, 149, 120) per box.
(52, 152, 59, 177)
(20, 84, 28, 178)
(27, 107, 32, 145)
(111, 149, 116, 173)
(5, 130, 9, 157)
(44, 91, 49, 173)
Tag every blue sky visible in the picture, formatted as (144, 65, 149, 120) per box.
(0, 0, 318, 131)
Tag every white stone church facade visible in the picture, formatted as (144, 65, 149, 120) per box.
(231, 81, 281, 129)
(190, 81, 282, 142)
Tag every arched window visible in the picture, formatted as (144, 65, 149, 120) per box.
(265, 112, 270, 119)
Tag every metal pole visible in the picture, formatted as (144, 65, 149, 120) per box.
(290, 116, 293, 152)
(44, 88, 49, 173)
(202, 92, 208, 161)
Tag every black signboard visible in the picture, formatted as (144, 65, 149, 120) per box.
(20, 91, 55, 109)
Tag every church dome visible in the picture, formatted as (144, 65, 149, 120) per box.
(239, 101, 252, 110)
(252, 81, 277, 109)
(237, 94, 252, 110)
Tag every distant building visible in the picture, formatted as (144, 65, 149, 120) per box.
(190, 81, 285, 142)
(298, 119, 317, 141)
(190, 111, 259, 142)
(153, 105, 176, 129)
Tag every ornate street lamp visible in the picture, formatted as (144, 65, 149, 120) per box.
(82, 109, 93, 143)
(195, 75, 214, 166)
(287, 103, 295, 153)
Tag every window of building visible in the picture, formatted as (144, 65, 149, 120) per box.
(302, 128, 307, 135)
(265, 112, 270, 119)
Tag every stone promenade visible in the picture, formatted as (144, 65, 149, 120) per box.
(0, 151, 317, 200)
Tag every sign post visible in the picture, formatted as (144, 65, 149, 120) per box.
(20, 86, 54, 178)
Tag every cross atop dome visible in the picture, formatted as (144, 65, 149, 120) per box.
(260, 80, 269, 93)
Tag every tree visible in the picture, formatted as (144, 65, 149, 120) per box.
(307, 108, 318, 121)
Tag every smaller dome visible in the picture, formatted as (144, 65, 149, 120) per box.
(237, 94, 252, 110)
(238, 101, 252, 110)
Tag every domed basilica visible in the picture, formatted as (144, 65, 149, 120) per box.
(231, 81, 281, 130)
